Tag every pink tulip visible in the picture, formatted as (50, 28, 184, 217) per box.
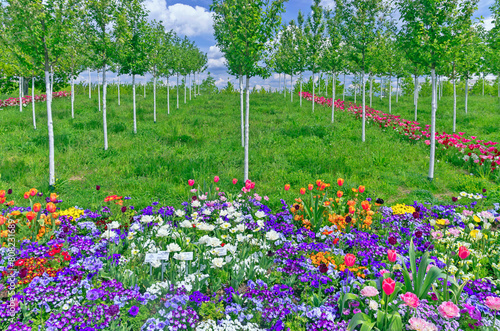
(214, 176, 220, 183)
(438, 301, 460, 319)
(485, 296, 500, 310)
(188, 179, 195, 186)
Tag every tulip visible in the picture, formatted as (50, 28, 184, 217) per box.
(49, 193, 58, 202)
(29, 188, 37, 197)
(337, 178, 344, 186)
(26, 212, 36, 222)
(232, 178, 238, 185)
(458, 246, 470, 259)
(358, 185, 365, 193)
(7, 189, 12, 195)
(387, 249, 397, 262)
(46, 202, 57, 213)
(0, 197, 5, 204)
(319, 263, 328, 274)
(121, 206, 127, 213)
(188, 179, 195, 186)
(96, 185, 101, 191)
(284, 184, 290, 191)
(0, 190, 5, 198)
(337, 191, 343, 198)
(344, 253, 356, 267)
(23, 192, 30, 199)
(308, 184, 313, 190)
(214, 176, 220, 183)
(382, 277, 396, 295)
(300, 188, 306, 195)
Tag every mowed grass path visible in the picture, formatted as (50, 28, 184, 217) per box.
(0, 86, 495, 210)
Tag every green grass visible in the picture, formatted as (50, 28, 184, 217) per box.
(0, 85, 497, 210)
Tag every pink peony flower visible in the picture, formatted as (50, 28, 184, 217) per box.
(401, 292, 419, 308)
(431, 231, 443, 240)
(485, 296, 500, 310)
(438, 301, 460, 319)
(379, 269, 390, 275)
(408, 317, 430, 331)
(360, 286, 379, 297)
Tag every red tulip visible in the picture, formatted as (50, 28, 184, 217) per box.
(284, 184, 290, 191)
(382, 277, 396, 295)
(33, 203, 41, 213)
(337, 178, 344, 186)
(49, 193, 58, 202)
(214, 176, 220, 183)
(23, 192, 30, 199)
(188, 179, 195, 186)
(232, 178, 238, 185)
(358, 185, 365, 193)
(26, 212, 36, 221)
(46, 202, 56, 213)
(344, 253, 356, 267)
(308, 184, 313, 190)
(300, 188, 306, 195)
(458, 246, 470, 259)
(387, 250, 397, 262)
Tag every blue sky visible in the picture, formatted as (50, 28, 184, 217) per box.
(80, 0, 497, 91)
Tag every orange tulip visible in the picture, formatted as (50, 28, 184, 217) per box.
(337, 191, 343, 198)
(284, 184, 290, 191)
(7, 201, 14, 206)
(0, 197, 5, 204)
(29, 188, 38, 197)
(49, 193, 58, 202)
(349, 206, 355, 214)
(308, 184, 313, 191)
(361, 201, 370, 210)
(24, 192, 30, 199)
(0, 190, 5, 198)
(316, 179, 322, 187)
(33, 203, 41, 212)
(358, 185, 365, 193)
(52, 213, 59, 219)
(337, 178, 344, 186)
(26, 212, 36, 221)
(46, 202, 57, 213)
(0, 216, 5, 225)
(300, 188, 306, 195)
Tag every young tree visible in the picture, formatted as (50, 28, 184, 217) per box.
(212, 0, 287, 181)
(337, 0, 388, 142)
(397, 0, 478, 181)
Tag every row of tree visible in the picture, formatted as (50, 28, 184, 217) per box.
(0, 0, 207, 186)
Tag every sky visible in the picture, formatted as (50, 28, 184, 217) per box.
(79, 0, 497, 92)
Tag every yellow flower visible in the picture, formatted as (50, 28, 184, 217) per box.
(470, 229, 479, 238)
(391, 204, 416, 215)
(436, 219, 447, 226)
(473, 215, 481, 223)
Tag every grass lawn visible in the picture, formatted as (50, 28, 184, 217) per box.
(0, 85, 497, 210)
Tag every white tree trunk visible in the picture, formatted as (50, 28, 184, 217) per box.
(453, 76, 456, 133)
(291, 75, 293, 102)
(244, 76, 250, 181)
(465, 78, 468, 114)
(189, 73, 192, 101)
(103, 65, 108, 150)
(240, 76, 244, 147)
(97, 71, 101, 112)
(176, 73, 179, 109)
(414, 75, 418, 121)
(396, 77, 399, 103)
(284, 74, 287, 99)
(331, 72, 336, 123)
(312, 72, 315, 113)
(318, 72, 321, 95)
(369, 75, 373, 107)
(343, 73, 346, 101)
(428, 68, 437, 181)
(354, 80, 357, 104)
(437, 75, 440, 101)
(71, 76, 74, 118)
(167, 77, 170, 114)
(133, 74, 137, 134)
(278, 73, 281, 93)
(118, 76, 120, 106)
(45, 70, 55, 186)
(19, 76, 22, 112)
(50, 69, 53, 95)
(184, 75, 187, 104)
(88, 68, 91, 99)
(32, 77, 36, 129)
(389, 76, 392, 114)
(362, 70, 366, 142)
(154, 73, 157, 123)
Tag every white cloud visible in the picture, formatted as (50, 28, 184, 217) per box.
(483, 16, 494, 31)
(206, 45, 226, 69)
(145, 0, 214, 37)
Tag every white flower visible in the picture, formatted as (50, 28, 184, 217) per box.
(468, 223, 475, 230)
(157, 226, 171, 237)
(130, 223, 141, 231)
(141, 215, 154, 223)
(179, 220, 192, 228)
(207, 237, 222, 248)
(192, 200, 201, 208)
(219, 210, 228, 217)
(127, 233, 135, 240)
(107, 221, 120, 229)
(484, 222, 491, 230)
(62, 303, 70, 310)
(225, 244, 237, 255)
(220, 222, 231, 230)
(253, 227, 261, 232)
(211, 258, 225, 268)
(151, 260, 161, 268)
(229, 228, 238, 234)
(369, 300, 378, 310)
(429, 219, 436, 226)
(175, 209, 185, 217)
(101, 230, 117, 239)
(460, 192, 467, 197)
(197, 223, 215, 231)
(476, 232, 483, 240)
(131, 249, 139, 256)
(257, 219, 265, 228)
(167, 243, 181, 252)
(266, 230, 280, 241)
(199, 235, 211, 244)
(236, 224, 246, 232)
(255, 211, 266, 218)
(202, 209, 212, 216)
(236, 234, 246, 242)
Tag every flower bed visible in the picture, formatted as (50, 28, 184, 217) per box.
(0, 91, 71, 108)
(299, 91, 500, 175)
(0, 179, 500, 330)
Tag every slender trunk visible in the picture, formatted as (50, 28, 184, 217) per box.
(167, 77, 170, 115)
(154, 71, 157, 123)
(428, 67, 437, 181)
(380, 77, 382, 100)
(189, 73, 192, 101)
(19, 76, 22, 112)
(176, 73, 179, 109)
(103, 65, 108, 150)
(89, 68, 91, 99)
(389, 76, 392, 113)
(396, 77, 399, 103)
(300, 74, 302, 107)
(291, 75, 293, 102)
(240, 76, 244, 147)
(414, 74, 418, 121)
(312, 72, 315, 113)
(184, 75, 187, 104)
(133, 74, 137, 134)
(369, 75, 373, 107)
(453, 74, 456, 133)
(465, 78, 468, 115)
(244, 76, 250, 181)
(343, 73, 345, 101)
(437, 75, 441, 101)
(284, 74, 287, 99)
(362, 69, 366, 142)
(50, 68, 53, 95)
(97, 71, 101, 112)
(331, 72, 336, 123)
(318, 72, 321, 95)
(482, 72, 484, 96)
(45, 69, 55, 186)
(278, 73, 281, 93)
(32, 77, 36, 129)
(118, 76, 120, 106)
(71, 76, 74, 118)
(354, 79, 357, 104)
